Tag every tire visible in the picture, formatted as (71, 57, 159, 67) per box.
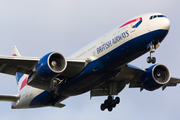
(112, 102, 116, 108)
(101, 104, 105, 111)
(115, 97, 120, 104)
(108, 106, 113, 112)
(152, 57, 156, 64)
(147, 57, 151, 63)
(104, 100, 108, 106)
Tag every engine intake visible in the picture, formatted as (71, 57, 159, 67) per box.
(140, 64, 171, 91)
(153, 65, 170, 84)
(48, 53, 66, 73)
(36, 52, 67, 79)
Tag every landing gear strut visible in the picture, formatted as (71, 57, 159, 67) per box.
(100, 96, 120, 112)
(146, 42, 160, 64)
(45, 78, 64, 106)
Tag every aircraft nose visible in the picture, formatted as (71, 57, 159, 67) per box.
(160, 18, 170, 30)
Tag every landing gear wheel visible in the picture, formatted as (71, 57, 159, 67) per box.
(100, 104, 105, 111)
(115, 97, 120, 104)
(104, 100, 108, 105)
(151, 57, 156, 64)
(108, 106, 113, 112)
(147, 42, 159, 64)
(146, 57, 156, 64)
(112, 101, 116, 108)
(147, 57, 151, 63)
(100, 96, 120, 112)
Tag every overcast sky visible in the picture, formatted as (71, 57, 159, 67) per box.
(0, 0, 180, 120)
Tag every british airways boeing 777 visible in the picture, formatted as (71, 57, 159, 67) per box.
(0, 13, 179, 112)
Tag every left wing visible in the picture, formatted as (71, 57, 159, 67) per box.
(91, 64, 180, 97)
(91, 64, 144, 97)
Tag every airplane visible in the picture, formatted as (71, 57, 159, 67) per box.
(0, 13, 180, 112)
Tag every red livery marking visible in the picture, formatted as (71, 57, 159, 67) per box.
(11, 102, 14, 109)
(20, 76, 28, 90)
(12, 54, 17, 56)
(119, 17, 142, 28)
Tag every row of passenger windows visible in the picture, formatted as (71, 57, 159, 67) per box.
(149, 15, 166, 20)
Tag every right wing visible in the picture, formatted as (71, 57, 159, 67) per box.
(0, 55, 85, 77)
(0, 55, 40, 75)
(0, 52, 85, 91)
(162, 77, 180, 90)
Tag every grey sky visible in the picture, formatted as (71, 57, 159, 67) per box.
(0, 0, 180, 120)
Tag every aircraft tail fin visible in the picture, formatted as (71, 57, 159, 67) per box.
(15, 72, 28, 91)
(11, 46, 28, 91)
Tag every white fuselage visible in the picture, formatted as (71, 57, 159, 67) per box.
(12, 13, 170, 108)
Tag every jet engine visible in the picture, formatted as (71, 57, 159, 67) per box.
(35, 52, 67, 79)
(140, 64, 170, 91)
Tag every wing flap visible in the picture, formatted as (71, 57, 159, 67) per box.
(0, 94, 20, 101)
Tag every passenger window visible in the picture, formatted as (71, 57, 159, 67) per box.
(158, 15, 164, 17)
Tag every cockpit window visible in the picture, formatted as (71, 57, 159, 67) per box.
(149, 15, 166, 20)
(158, 15, 164, 17)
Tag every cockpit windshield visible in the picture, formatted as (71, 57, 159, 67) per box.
(149, 15, 166, 20)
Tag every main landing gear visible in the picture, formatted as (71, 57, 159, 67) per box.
(45, 78, 64, 106)
(100, 96, 120, 112)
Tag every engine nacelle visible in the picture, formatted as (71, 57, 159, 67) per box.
(35, 52, 67, 79)
(140, 64, 171, 91)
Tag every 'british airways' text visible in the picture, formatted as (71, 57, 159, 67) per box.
(97, 30, 129, 54)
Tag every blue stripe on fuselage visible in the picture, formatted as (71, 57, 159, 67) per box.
(30, 91, 49, 107)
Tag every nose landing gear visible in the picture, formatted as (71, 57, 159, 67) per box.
(147, 54, 156, 64)
(100, 96, 120, 112)
(146, 42, 160, 64)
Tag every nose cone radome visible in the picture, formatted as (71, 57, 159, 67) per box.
(160, 18, 170, 30)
